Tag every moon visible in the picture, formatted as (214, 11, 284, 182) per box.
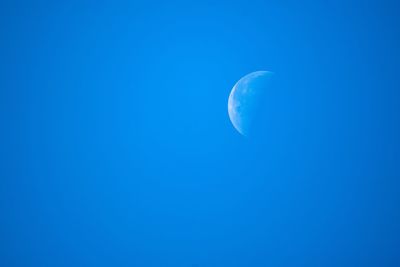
(228, 71, 274, 136)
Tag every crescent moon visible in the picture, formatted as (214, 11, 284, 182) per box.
(228, 71, 274, 136)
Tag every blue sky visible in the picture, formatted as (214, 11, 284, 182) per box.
(1, 0, 400, 266)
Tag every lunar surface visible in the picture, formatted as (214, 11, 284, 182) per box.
(228, 71, 274, 136)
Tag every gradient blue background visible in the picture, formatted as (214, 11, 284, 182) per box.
(1, 0, 400, 266)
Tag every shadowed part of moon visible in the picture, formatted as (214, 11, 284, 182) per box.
(228, 71, 274, 136)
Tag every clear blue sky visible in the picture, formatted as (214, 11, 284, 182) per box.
(1, 0, 400, 266)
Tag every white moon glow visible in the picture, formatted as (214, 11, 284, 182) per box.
(228, 71, 274, 136)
